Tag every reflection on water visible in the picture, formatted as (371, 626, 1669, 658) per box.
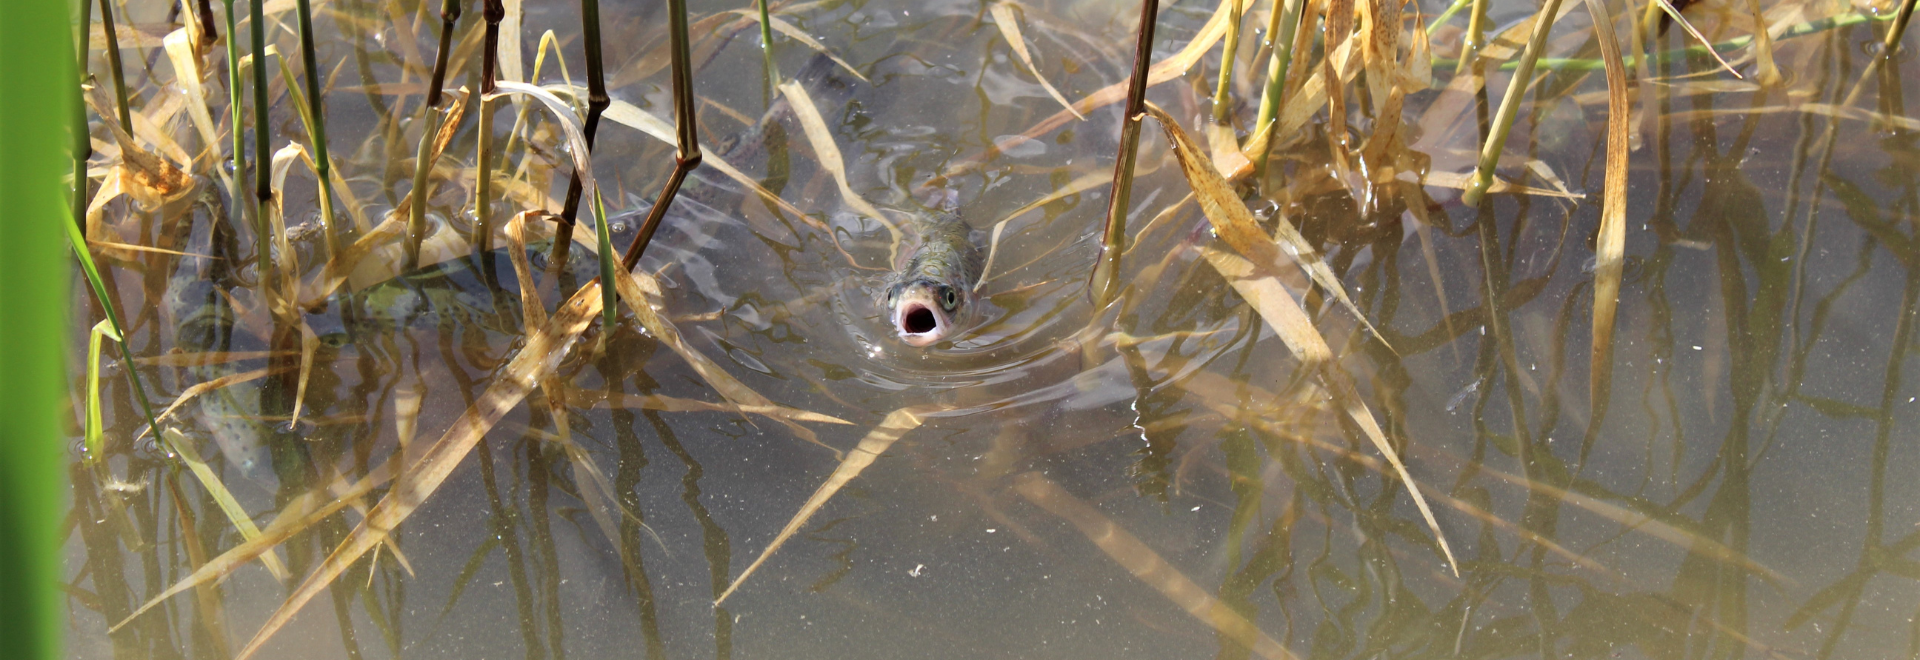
(69, 0, 1920, 657)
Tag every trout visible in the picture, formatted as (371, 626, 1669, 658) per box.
(880, 212, 984, 347)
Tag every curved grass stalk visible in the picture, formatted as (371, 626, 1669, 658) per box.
(1211, 0, 1246, 125)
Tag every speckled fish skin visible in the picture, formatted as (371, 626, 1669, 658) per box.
(881, 212, 984, 347)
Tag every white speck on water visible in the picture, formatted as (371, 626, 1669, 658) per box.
(909, 564, 925, 577)
(1190, 506, 1202, 512)
(930, 515, 938, 521)
(986, 528, 997, 533)
(1693, 345, 1703, 350)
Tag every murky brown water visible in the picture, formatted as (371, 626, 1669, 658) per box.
(68, 0, 1920, 657)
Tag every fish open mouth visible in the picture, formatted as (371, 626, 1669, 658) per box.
(902, 304, 938, 335)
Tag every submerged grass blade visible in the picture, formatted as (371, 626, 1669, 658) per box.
(1013, 472, 1300, 660)
(1142, 102, 1388, 347)
(715, 407, 928, 605)
(763, 15, 870, 84)
(232, 285, 604, 660)
(989, 2, 1083, 120)
(779, 78, 897, 256)
(84, 320, 120, 459)
(1584, 0, 1629, 447)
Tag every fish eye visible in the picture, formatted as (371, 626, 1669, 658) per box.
(940, 287, 958, 310)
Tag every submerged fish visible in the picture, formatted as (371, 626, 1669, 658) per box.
(880, 212, 984, 347)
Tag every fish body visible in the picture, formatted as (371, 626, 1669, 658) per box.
(162, 271, 276, 480)
(881, 212, 984, 347)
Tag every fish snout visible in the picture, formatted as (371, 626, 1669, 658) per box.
(895, 299, 949, 347)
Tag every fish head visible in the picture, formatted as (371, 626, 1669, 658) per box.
(886, 278, 970, 347)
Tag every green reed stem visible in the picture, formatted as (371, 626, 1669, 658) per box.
(757, 0, 779, 101)
(1461, 0, 1565, 207)
(1428, 0, 1473, 34)
(475, 0, 504, 253)
(96, 0, 132, 131)
(1253, 0, 1302, 174)
(293, 0, 339, 260)
(222, 0, 245, 213)
(249, 0, 273, 284)
(593, 190, 617, 331)
(552, 0, 612, 272)
(1088, 0, 1158, 308)
(409, 0, 463, 270)
(1455, 0, 1489, 76)
(1210, 0, 1245, 125)
(63, 219, 162, 453)
(620, 0, 702, 272)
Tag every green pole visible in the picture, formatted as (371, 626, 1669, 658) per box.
(0, 0, 75, 659)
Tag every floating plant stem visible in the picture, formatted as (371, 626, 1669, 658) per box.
(1210, 0, 1244, 125)
(96, 0, 132, 131)
(475, 0, 505, 253)
(250, 0, 273, 283)
(550, 0, 612, 272)
(1460, 0, 1565, 206)
(619, 0, 702, 272)
(592, 190, 618, 333)
(293, 0, 340, 259)
(1455, 0, 1488, 75)
(1087, 0, 1158, 308)
(408, 0, 463, 270)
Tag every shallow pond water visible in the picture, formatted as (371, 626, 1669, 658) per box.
(67, 0, 1920, 658)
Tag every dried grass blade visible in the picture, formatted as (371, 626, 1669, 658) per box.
(162, 28, 222, 176)
(162, 428, 291, 581)
(1743, 0, 1780, 85)
(1584, 0, 1629, 439)
(1197, 243, 1330, 365)
(297, 216, 406, 307)
(134, 367, 275, 442)
(715, 407, 929, 605)
(113, 456, 400, 632)
(1320, 373, 1459, 575)
(587, 391, 851, 425)
(1143, 102, 1388, 347)
(604, 264, 828, 444)
(505, 212, 549, 334)
(598, 98, 821, 228)
(231, 287, 605, 660)
(764, 15, 869, 83)
(989, 2, 1084, 120)
(935, 0, 1234, 181)
(1650, 0, 1742, 78)
(779, 79, 900, 258)
(289, 323, 318, 425)
(1013, 472, 1300, 660)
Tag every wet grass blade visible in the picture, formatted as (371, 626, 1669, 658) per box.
(585, 391, 851, 425)
(1209, 0, 1246, 126)
(1648, 0, 1742, 78)
(115, 456, 400, 632)
(1460, 0, 1566, 206)
(778, 78, 897, 256)
(1252, 0, 1303, 173)
(232, 285, 605, 660)
(1088, 0, 1157, 308)
(1583, 0, 1629, 446)
(1744, 0, 1780, 86)
(1196, 243, 1330, 365)
(1320, 370, 1458, 575)
(763, 15, 870, 84)
(161, 428, 292, 581)
(1143, 101, 1388, 347)
(1013, 471, 1300, 660)
(83, 320, 120, 460)
(990, 2, 1083, 120)
(715, 407, 929, 605)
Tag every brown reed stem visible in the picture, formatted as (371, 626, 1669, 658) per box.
(96, 0, 132, 131)
(619, 0, 702, 272)
(1087, 0, 1159, 308)
(250, 0, 273, 284)
(549, 0, 612, 271)
(408, 0, 464, 269)
(474, 0, 504, 254)
(294, 0, 339, 260)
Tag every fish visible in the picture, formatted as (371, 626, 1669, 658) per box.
(880, 211, 985, 347)
(162, 263, 277, 481)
